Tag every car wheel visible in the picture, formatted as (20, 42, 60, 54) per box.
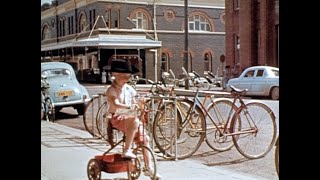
(55, 107, 62, 113)
(270, 87, 279, 100)
(75, 104, 85, 115)
(41, 102, 44, 120)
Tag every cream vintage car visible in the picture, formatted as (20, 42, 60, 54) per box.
(226, 66, 279, 100)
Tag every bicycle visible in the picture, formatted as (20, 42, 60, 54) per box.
(41, 74, 55, 122)
(87, 97, 158, 180)
(152, 68, 237, 159)
(153, 67, 277, 159)
(192, 70, 238, 152)
(152, 69, 209, 159)
(83, 94, 105, 137)
(275, 136, 279, 177)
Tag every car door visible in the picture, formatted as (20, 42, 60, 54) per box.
(236, 69, 255, 93)
(251, 69, 266, 95)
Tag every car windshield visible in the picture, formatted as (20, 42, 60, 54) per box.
(271, 69, 279, 76)
(41, 68, 71, 78)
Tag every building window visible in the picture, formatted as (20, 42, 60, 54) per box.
(161, 52, 169, 73)
(234, 0, 240, 10)
(204, 53, 212, 72)
(51, 19, 55, 27)
(89, 9, 96, 30)
(79, 13, 87, 32)
(188, 15, 211, 32)
(59, 18, 65, 37)
(104, 9, 111, 28)
(113, 10, 120, 28)
(133, 11, 148, 29)
(68, 16, 74, 35)
(42, 25, 50, 40)
(234, 34, 240, 64)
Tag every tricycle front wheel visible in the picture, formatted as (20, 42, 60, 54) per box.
(87, 158, 101, 180)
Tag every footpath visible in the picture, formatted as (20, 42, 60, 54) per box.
(41, 121, 269, 180)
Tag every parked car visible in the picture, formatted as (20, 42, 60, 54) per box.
(226, 66, 279, 100)
(41, 62, 91, 118)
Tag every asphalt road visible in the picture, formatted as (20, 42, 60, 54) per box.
(53, 84, 279, 180)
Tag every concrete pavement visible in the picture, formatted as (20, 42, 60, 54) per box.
(41, 121, 269, 180)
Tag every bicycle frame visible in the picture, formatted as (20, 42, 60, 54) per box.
(181, 88, 258, 138)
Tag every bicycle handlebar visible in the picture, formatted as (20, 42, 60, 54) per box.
(182, 67, 189, 78)
(192, 70, 201, 78)
(169, 69, 175, 79)
(207, 71, 215, 78)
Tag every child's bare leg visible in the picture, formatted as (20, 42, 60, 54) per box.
(142, 134, 152, 166)
(124, 117, 139, 151)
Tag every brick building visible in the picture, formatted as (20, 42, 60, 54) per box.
(225, 0, 279, 72)
(41, 0, 226, 83)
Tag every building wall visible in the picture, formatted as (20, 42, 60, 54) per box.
(41, 0, 226, 81)
(225, 0, 279, 73)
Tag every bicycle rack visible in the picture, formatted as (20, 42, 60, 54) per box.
(150, 95, 178, 160)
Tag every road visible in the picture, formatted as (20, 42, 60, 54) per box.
(53, 84, 279, 180)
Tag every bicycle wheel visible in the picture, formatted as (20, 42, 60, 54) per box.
(41, 93, 45, 120)
(205, 98, 237, 151)
(44, 96, 55, 122)
(132, 145, 157, 180)
(230, 102, 277, 159)
(96, 101, 110, 140)
(83, 96, 101, 137)
(275, 136, 279, 176)
(153, 100, 206, 159)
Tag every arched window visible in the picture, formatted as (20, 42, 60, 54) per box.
(58, 17, 66, 37)
(42, 25, 50, 40)
(204, 53, 212, 72)
(133, 11, 148, 29)
(189, 15, 211, 32)
(113, 10, 120, 28)
(89, 9, 96, 30)
(189, 15, 211, 31)
(79, 13, 87, 32)
(104, 9, 111, 28)
(161, 52, 169, 73)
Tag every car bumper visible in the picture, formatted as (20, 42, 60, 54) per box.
(53, 98, 91, 107)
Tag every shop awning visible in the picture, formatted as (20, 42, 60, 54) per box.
(41, 34, 162, 51)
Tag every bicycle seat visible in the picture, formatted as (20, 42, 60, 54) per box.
(230, 85, 248, 93)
